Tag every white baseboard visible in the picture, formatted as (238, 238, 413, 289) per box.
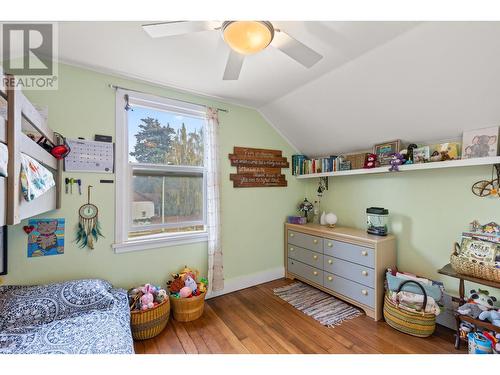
(206, 266, 285, 299)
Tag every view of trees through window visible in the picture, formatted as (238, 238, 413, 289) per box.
(128, 106, 205, 236)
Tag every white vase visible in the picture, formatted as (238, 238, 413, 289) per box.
(320, 212, 326, 225)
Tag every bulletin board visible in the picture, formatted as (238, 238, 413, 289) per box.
(64, 139, 114, 173)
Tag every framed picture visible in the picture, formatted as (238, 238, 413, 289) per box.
(462, 126, 499, 159)
(0, 225, 7, 275)
(413, 146, 430, 163)
(373, 140, 401, 166)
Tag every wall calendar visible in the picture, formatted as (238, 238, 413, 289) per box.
(64, 138, 114, 173)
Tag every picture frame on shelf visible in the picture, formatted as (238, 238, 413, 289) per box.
(413, 146, 430, 163)
(339, 160, 352, 171)
(0, 225, 7, 275)
(461, 126, 499, 159)
(373, 140, 401, 166)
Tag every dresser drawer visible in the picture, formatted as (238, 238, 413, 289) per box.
(323, 256, 374, 288)
(287, 230, 323, 253)
(288, 245, 324, 268)
(288, 258, 323, 285)
(323, 239, 374, 267)
(323, 272, 375, 308)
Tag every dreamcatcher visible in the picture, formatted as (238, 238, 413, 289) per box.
(471, 164, 500, 198)
(76, 185, 103, 249)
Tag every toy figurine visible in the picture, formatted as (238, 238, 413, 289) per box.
(364, 153, 378, 169)
(405, 144, 418, 164)
(388, 153, 405, 172)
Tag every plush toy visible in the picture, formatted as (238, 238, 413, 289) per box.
(457, 289, 497, 318)
(179, 265, 199, 282)
(167, 275, 185, 293)
(479, 309, 500, 327)
(388, 153, 405, 172)
(139, 284, 155, 310)
(179, 286, 192, 298)
(198, 277, 208, 294)
(184, 275, 198, 294)
(364, 153, 378, 169)
(155, 289, 168, 303)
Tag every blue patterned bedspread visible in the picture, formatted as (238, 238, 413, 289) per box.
(0, 279, 134, 354)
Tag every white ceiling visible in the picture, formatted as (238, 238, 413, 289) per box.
(260, 22, 500, 155)
(57, 21, 419, 108)
(53, 22, 500, 155)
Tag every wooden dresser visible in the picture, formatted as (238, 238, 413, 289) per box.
(285, 223, 396, 321)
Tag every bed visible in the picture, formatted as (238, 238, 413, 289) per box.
(0, 70, 62, 227)
(0, 279, 134, 354)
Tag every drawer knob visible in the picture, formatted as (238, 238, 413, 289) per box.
(327, 276, 333, 281)
(328, 259, 333, 264)
(289, 247, 294, 251)
(290, 233, 294, 237)
(313, 239, 318, 244)
(362, 271, 368, 276)
(361, 250, 368, 256)
(313, 255, 318, 260)
(361, 289, 368, 296)
(313, 271, 318, 276)
(327, 242, 333, 247)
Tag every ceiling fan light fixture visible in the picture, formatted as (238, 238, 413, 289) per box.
(222, 21, 274, 55)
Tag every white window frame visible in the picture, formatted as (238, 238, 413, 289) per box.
(113, 89, 208, 253)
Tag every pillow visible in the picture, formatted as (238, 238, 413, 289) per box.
(0, 279, 115, 332)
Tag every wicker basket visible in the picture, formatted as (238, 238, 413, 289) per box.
(383, 280, 436, 338)
(169, 292, 205, 322)
(450, 242, 500, 283)
(130, 299, 170, 340)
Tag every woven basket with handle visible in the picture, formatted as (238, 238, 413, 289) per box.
(383, 280, 436, 338)
(450, 242, 500, 283)
(169, 292, 205, 322)
(130, 299, 170, 340)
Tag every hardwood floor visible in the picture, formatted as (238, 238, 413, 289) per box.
(134, 279, 465, 354)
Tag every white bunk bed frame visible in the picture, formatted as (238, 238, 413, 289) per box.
(0, 73, 62, 226)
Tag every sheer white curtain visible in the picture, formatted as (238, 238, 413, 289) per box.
(206, 107, 224, 292)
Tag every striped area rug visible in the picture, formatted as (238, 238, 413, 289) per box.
(273, 282, 363, 327)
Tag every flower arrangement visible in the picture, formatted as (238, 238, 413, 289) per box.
(128, 283, 168, 311)
(167, 265, 208, 299)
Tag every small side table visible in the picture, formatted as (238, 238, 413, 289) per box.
(438, 264, 500, 349)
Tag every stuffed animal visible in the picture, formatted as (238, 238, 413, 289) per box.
(155, 289, 167, 303)
(184, 275, 198, 294)
(457, 289, 497, 318)
(167, 275, 185, 293)
(479, 309, 500, 327)
(179, 265, 199, 282)
(140, 284, 155, 310)
(364, 153, 378, 169)
(179, 286, 192, 298)
(388, 153, 404, 172)
(198, 277, 208, 294)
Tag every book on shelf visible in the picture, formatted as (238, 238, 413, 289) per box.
(292, 154, 340, 175)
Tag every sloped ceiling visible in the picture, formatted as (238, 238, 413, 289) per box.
(260, 22, 500, 155)
(50, 22, 500, 156)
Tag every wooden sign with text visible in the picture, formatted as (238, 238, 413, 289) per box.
(229, 147, 288, 187)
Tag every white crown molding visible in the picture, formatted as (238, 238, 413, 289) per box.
(57, 57, 257, 111)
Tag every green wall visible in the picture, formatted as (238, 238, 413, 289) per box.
(306, 166, 500, 296)
(3, 63, 303, 289)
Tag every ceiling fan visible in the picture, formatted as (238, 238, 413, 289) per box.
(142, 21, 323, 80)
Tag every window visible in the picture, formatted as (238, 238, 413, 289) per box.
(114, 90, 208, 252)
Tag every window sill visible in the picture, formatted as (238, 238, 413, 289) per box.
(113, 231, 208, 254)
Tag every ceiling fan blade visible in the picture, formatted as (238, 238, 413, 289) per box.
(142, 21, 217, 38)
(223, 50, 244, 80)
(272, 30, 323, 68)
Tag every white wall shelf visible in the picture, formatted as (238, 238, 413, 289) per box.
(295, 156, 500, 179)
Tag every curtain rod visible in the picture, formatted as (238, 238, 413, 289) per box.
(108, 84, 229, 113)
